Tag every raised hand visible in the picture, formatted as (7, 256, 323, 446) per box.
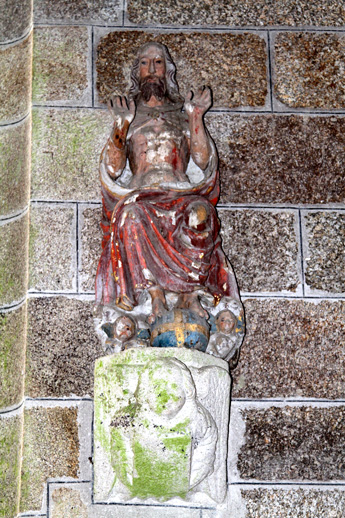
(107, 95, 136, 127)
(184, 86, 212, 118)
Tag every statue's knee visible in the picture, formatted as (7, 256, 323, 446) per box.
(187, 202, 209, 229)
(122, 204, 137, 221)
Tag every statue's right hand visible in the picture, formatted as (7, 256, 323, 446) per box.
(107, 95, 136, 126)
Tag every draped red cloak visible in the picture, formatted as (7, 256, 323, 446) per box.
(95, 166, 239, 310)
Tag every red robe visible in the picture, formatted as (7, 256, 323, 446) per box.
(95, 161, 239, 310)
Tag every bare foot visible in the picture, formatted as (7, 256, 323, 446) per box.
(147, 287, 167, 324)
(177, 293, 208, 319)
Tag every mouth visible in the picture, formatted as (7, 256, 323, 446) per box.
(144, 75, 160, 82)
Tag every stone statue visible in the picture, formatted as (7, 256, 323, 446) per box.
(95, 41, 244, 363)
(94, 348, 231, 504)
(94, 42, 246, 507)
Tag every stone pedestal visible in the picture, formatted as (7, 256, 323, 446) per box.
(94, 348, 231, 506)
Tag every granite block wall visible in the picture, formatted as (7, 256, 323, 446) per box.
(0, 0, 344, 516)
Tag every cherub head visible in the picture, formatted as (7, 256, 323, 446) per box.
(215, 310, 236, 335)
(113, 315, 136, 343)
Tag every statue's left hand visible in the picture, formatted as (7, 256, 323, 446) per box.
(184, 87, 212, 117)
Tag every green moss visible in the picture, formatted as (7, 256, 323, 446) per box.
(0, 307, 25, 408)
(32, 27, 89, 104)
(94, 364, 135, 457)
(0, 121, 29, 216)
(109, 428, 131, 488)
(131, 441, 188, 500)
(163, 435, 190, 455)
(0, 415, 22, 517)
(154, 387, 170, 414)
(31, 108, 109, 201)
(120, 401, 137, 418)
(94, 398, 110, 455)
(28, 220, 39, 286)
(19, 444, 42, 512)
(0, 264, 15, 301)
(32, 50, 48, 101)
(142, 418, 150, 429)
(0, 216, 28, 306)
(94, 352, 208, 500)
(95, 350, 229, 499)
(169, 418, 190, 433)
(20, 415, 47, 512)
(30, 110, 43, 173)
(0, 33, 31, 123)
(148, 367, 179, 415)
(101, 347, 222, 371)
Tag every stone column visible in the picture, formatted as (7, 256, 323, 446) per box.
(0, 2, 32, 516)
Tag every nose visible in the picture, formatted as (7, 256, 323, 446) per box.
(149, 60, 155, 74)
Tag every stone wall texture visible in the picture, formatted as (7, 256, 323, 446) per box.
(0, 35, 32, 125)
(20, 406, 79, 512)
(1, 0, 345, 517)
(0, 4, 32, 517)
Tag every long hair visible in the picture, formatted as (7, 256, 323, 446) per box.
(129, 42, 183, 104)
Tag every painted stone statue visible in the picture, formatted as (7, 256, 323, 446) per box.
(94, 42, 245, 508)
(95, 42, 244, 364)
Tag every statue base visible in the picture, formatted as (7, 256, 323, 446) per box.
(93, 348, 231, 506)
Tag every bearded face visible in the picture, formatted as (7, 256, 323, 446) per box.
(139, 75, 167, 102)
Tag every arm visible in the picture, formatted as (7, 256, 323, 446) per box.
(101, 96, 136, 180)
(184, 87, 212, 171)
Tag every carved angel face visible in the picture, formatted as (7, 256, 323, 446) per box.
(216, 310, 236, 335)
(113, 316, 136, 342)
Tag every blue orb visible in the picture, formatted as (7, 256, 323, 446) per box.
(151, 309, 210, 351)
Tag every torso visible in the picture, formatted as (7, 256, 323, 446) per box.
(127, 104, 190, 188)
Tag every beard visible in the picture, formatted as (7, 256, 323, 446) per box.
(139, 76, 167, 102)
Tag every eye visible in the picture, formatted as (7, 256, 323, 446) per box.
(141, 59, 148, 65)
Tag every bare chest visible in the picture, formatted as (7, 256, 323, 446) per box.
(129, 114, 187, 152)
